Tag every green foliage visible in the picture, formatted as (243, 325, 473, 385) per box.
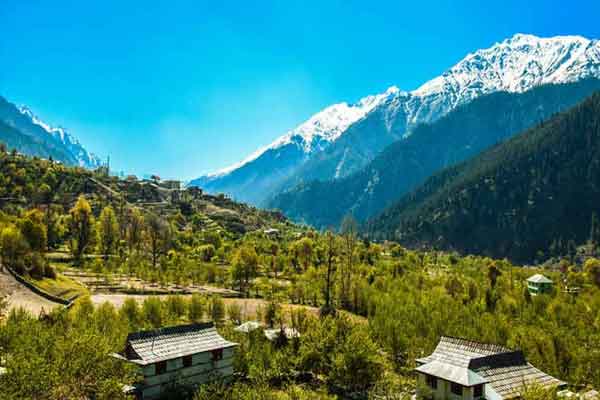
(210, 296, 225, 323)
(69, 195, 96, 261)
(98, 205, 119, 258)
(271, 79, 600, 229)
(0, 224, 29, 272)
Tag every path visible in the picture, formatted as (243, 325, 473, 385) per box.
(0, 267, 61, 316)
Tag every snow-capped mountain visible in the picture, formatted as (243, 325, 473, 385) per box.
(0, 96, 101, 169)
(190, 33, 600, 206)
(17, 106, 102, 168)
(403, 33, 600, 125)
(205, 86, 400, 179)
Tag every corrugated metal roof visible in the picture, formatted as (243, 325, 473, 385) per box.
(120, 322, 238, 365)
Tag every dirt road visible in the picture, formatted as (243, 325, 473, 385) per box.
(0, 267, 61, 316)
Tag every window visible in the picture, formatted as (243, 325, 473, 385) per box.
(451, 382, 463, 396)
(426, 374, 438, 389)
(155, 360, 167, 375)
(182, 355, 193, 368)
(474, 384, 484, 397)
(211, 348, 224, 362)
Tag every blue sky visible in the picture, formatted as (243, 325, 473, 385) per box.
(1, 0, 599, 179)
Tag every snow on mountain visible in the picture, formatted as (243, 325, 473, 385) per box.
(206, 86, 400, 178)
(192, 33, 600, 205)
(17, 105, 101, 168)
(409, 33, 600, 119)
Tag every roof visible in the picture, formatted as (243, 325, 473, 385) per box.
(477, 362, 565, 399)
(115, 322, 238, 366)
(416, 337, 565, 397)
(416, 336, 511, 368)
(234, 321, 262, 333)
(415, 360, 488, 386)
(527, 274, 553, 284)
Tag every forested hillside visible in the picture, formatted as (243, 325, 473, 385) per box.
(270, 80, 600, 228)
(1, 146, 600, 399)
(367, 91, 600, 263)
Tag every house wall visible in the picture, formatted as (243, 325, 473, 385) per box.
(416, 373, 485, 400)
(485, 386, 503, 400)
(138, 347, 236, 400)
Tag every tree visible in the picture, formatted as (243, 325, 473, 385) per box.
(19, 209, 47, 252)
(321, 231, 337, 317)
(340, 215, 358, 308)
(126, 208, 144, 253)
(0, 225, 29, 272)
(584, 257, 600, 288)
(487, 261, 502, 289)
(210, 296, 225, 323)
(188, 294, 205, 322)
(144, 213, 171, 269)
(292, 237, 314, 271)
(231, 244, 259, 296)
(98, 206, 119, 261)
(69, 195, 95, 262)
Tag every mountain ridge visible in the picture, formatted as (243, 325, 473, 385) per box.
(269, 79, 600, 228)
(0, 96, 101, 169)
(365, 90, 600, 262)
(190, 33, 600, 205)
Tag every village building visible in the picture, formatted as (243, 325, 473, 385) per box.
(112, 322, 238, 400)
(263, 228, 280, 237)
(415, 336, 565, 400)
(527, 274, 554, 296)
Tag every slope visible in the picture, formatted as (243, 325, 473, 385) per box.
(366, 91, 600, 262)
(270, 79, 600, 228)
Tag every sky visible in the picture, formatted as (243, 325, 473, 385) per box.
(1, 0, 600, 180)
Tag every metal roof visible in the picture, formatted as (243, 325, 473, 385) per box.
(527, 274, 553, 284)
(416, 337, 565, 397)
(416, 360, 488, 386)
(416, 336, 511, 368)
(477, 362, 565, 399)
(116, 322, 238, 365)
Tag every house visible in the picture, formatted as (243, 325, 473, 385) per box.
(415, 336, 565, 400)
(527, 274, 554, 296)
(112, 322, 238, 400)
(264, 228, 280, 237)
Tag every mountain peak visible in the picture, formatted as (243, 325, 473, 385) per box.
(414, 33, 598, 100)
(15, 103, 101, 168)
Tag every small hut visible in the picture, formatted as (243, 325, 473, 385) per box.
(527, 274, 554, 296)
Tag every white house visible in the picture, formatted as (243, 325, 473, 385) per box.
(526, 274, 554, 296)
(415, 336, 565, 400)
(113, 322, 238, 400)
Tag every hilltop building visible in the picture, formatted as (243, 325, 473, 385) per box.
(415, 336, 565, 400)
(527, 274, 554, 296)
(112, 322, 238, 400)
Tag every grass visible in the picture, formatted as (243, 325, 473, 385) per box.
(29, 273, 89, 300)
